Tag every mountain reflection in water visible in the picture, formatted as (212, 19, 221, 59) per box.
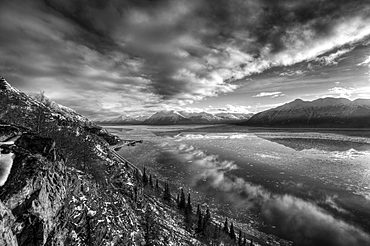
(259, 137, 370, 152)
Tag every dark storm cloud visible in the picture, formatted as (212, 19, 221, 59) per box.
(250, 0, 365, 53)
(0, 0, 370, 118)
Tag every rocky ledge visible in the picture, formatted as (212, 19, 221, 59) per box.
(0, 125, 66, 245)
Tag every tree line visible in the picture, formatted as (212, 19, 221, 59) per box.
(140, 166, 256, 246)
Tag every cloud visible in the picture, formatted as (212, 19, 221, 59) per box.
(357, 56, 370, 66)
(279, 70, 305, 76)
(314, 47, 355, 66)
(1, 0, 370, 118)
(322, 195, 349, 214)
(253, 92, 282, 98)
(271, 93, 286, 98)
(327, 87, 356, 98)
(167, 104, 253, 116)
(224, 104, 253, 113)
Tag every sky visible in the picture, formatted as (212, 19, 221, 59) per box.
(0, 0, 370, 120)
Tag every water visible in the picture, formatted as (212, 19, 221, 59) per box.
(105, 125, 370, 246)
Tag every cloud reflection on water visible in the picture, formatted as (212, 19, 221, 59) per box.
(170, 141, 370, 246)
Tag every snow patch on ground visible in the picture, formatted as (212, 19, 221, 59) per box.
(0, 152, 15, 186)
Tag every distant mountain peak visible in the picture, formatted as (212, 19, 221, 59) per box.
(244, 97, 370, 128)
(143, 110, 190, 125)
(152, 110, 184, 117)
(278, 97, 355, 110)
(311, 97, 351, 106)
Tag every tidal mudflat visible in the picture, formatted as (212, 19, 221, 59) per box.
(106, 125, 370, 246)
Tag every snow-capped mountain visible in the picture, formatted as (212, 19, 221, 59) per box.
(100, 115, 149, 124)
(179, 111, 222, 123)
(100, 111, 254, 125)
(215, 112, 254, 121)
(243, 97, 370, 128)
(143, 110, 192, 125)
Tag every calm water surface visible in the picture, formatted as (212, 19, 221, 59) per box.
(105, 125, 370, 246)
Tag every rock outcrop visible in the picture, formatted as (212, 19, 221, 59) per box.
(0, 125, 67, 245)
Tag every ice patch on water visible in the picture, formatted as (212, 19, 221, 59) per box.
(176, 133, 255, 141)
(256, 153, 282, 160)
(323, 195, 349, 214)
(330, 148, 368, 160)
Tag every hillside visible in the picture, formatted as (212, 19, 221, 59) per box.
(243, 98, 370, 128)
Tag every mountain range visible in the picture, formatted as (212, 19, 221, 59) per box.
(99, 110, 254, 125)
(243, 97, 370, 128)
(100, 97, 370, 128)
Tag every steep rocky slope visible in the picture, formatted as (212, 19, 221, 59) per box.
(243, 98, 370, 128)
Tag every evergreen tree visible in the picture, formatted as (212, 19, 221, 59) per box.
(229, 222, 236, 240)
(143, 204, 159, 245)
(205, 207, 211, 223)
(197, 212, 203, 233)
(213, 222, 219, 239)
(203, 207, 211, 232)
(184, 208, 191, 227)
(243, 237, 247, 246)
(176, 193, 180, 205)
(143, 167, 148, 185)
(179, 188, 186, 209)
(196, 204, 201, 217)
(149, 174, 153, 188)
(186, 193, 192, 213)
(135, 169, 140, 181)
(184, 193, 193, 229)
(163, 182, 171, 201)
(238, 230, 242, 245)
(155, 179, 159, 189)
(167, 183, 171, 201)
(223, 218, 228, 233)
